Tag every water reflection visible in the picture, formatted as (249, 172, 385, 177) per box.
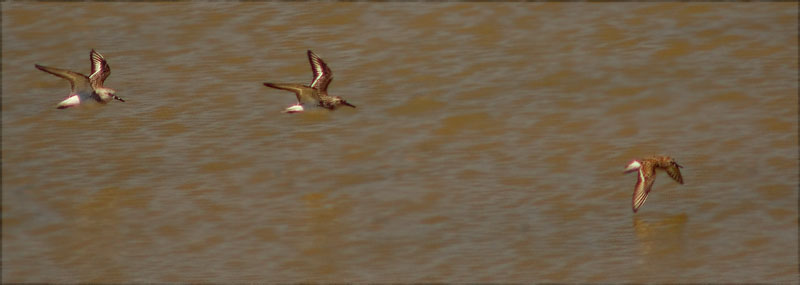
(633, 213, 688, 257)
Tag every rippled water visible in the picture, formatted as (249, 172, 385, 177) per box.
(2, 2, 797, 283)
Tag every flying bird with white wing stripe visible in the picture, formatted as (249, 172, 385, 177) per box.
(624, 155, 684, 213)
(263, 50, 355, 113)
(35, 49, 124, 109)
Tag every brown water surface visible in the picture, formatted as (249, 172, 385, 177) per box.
(2, 2, 797, 283)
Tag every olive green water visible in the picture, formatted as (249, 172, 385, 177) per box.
(2, 3, 797, 282)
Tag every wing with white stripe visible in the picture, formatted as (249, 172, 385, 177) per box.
(307, 50, 333, 92)
(89, 49, 111, 88)
(632, 165, 656, 213)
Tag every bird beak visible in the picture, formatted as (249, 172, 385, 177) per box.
(676, 163, 683, 168)
(114, 96, 126, 102)
(342, 101, 356, 108)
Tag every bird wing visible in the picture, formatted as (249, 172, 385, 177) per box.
(307, 50, 333, 92)
(263, 83, 319, 104)
(632, 163, 656, 213)
(665, 163, 684, 184)
(35, 64, 92, 94)
(89, 49, 111, 88)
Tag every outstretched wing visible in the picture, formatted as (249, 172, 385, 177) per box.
(665, 163, 684, 184)
(35, 64, 92, 94)
(307, 50, 333, 92)
(264, 82, 319, 104)
(632, 164, 656, 213)
(89, 49, 111, 88)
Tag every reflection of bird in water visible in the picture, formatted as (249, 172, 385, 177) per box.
(624, 155, 684, 213)
(633, 213, 688, 257)
(264, 50, 356, 113)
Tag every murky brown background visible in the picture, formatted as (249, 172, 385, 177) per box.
(2, 2, 797, 283)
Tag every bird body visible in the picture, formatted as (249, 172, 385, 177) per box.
(264, 50, 355, 113)
(624, 155, 684, 213)
(35, 49, 124, 109)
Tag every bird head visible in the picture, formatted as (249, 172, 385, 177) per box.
(335, 97, 356, 108)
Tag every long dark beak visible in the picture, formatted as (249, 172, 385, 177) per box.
(342, 101, 356, 108)
(114, 95, 126, 102)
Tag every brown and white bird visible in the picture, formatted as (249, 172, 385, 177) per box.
(263, 50, 355, 113)
(35, 49, 124, 109)
(624, 155, 684, 213)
